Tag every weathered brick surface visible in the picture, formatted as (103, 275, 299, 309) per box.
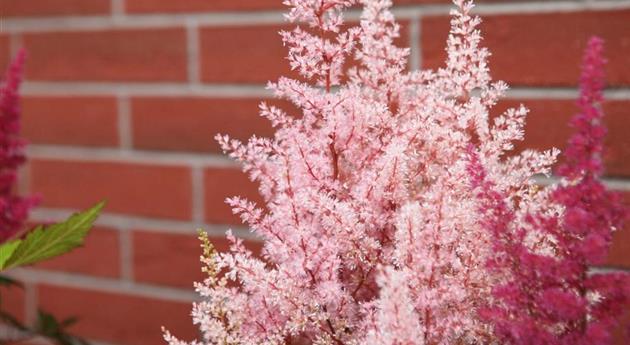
(494, 99, 630, 177)
(607, 192, 630, 269)
(0, 0, 110, 17)
(422, 10, 630, 86)
(0, 284, 25, 322)
(0, 35, 10, 71)
(613, 309, 630, 345)
(200, 24, 293, 83)
(22, 96, 119, 147)
(204, 167, 262, 225)
(200, 22, 409, 83)
(601, 101, 630, 177)
(131, 97, 276, 153)
(29, 159, 193, 220)
(38, 285, 197, 345)
(125, 0, 283, 13)
(124, 0, 512, 13)
(23, 28, 188, 82)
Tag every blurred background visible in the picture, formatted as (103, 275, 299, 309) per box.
(1, 0, 629, 344)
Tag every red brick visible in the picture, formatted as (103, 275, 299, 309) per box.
(607, 192, 630, 269)
(613, 308, 630, 344)
(494, 100, 630, 177)
(133, 230, 262, 288)
(602, 101, 630, 177)
(23, 28, 187, 82)
(30, 159, 193, 220)
(0, 0, 110, 17)
(22, 96, 119, 148)
(125, 0, 511, 13)
(608, 226, 630, 269)
(131, 97, 279, 153)
(35, 227, 120, 278)
(38, 285, 197, 345)
(422, 10, 630, 86)
(204, 168, 262, 225)
(201, 22, 409, 83)
(0, 35, 10, 71)
(1, 284, 25, 322)
(200, 25, 292, 83)
(125, 0, 282, 13)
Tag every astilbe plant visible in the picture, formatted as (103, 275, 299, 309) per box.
(0, 51, 103, 345)
(0, 49, 39, 244)
(469, 37, 629, 345)
(164, 1, 628, 344)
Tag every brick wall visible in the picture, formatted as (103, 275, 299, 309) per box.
(1, 0, 629, 344)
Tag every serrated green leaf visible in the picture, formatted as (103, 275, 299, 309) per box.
(0, 240, 21, 270)
(2, 202, 105, 271)
(36, 309, 60, 334)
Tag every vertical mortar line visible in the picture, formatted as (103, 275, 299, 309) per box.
(117, 95, 133, 150)
(119, 227, 134, 282)
(186, 21, 201, 85)
(409, 16, 421, 71)
(191, 164, 205, 225)
(111, 0, 125, 19)
(17, 159, 31, 195)
(24, 283, 37, 326)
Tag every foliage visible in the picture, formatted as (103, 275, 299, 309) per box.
(471, 37, 629, 345)
(0, 50, 104, 345)
(0, 278, 91, 345)
(164, 0, 628, 344)
(0, 212, 104, 345)
(0, 49, 40, 244)
(0, 202, 105, 271)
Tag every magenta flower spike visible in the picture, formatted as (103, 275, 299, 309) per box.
(475, 37, 630, 345)
(0, 49, 40, 243)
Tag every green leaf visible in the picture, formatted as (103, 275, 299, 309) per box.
(36, 309, 60, 334)
(2, 202, 105, 271)
(0, 240, 21, 270)
(33, 309, 91, 345)
(60, 316, 79, 328)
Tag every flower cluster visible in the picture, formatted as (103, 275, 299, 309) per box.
(471, 37, 629, 345)
(165, 1, 628, 344)
(0, 50, 39, 243)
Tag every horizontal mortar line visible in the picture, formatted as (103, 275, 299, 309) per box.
(600, 178, 630, 192)
(591, 266, 630, 275)
(6, 268, 200, 303)
(27, 145, 237, 168)
(2, 0, 630, 32)
(20, 81, 630, 100)
(29, 206, 255, 239)
(535, 175, 630, 191)
(0, 11, 285, 33)
(22, 81, 272, 98)
(392, 0, 630, 16)
(508, 88, 630, 101)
